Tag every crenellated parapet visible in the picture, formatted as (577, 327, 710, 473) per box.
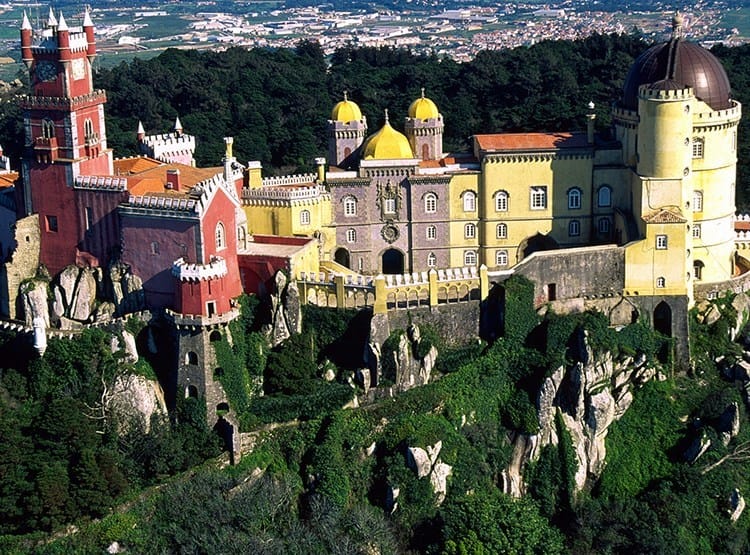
(18, 90, 107, 112)
(172, 256, 228, 282)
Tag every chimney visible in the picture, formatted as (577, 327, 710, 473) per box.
(315, 157, 326, 183)
(166, 169, 181, 191)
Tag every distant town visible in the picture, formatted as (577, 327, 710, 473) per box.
(0, 1, 747, 69)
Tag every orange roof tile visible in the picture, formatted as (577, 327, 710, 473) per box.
(113, 156, 163, 175)
(124, 163, 223, 196)
(735, 220, 750, 231)
(474, 132, 589, 152)
(0, 171, 18, 188)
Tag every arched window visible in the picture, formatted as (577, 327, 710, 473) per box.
(464, 250, 477, 266)
(150, 241, 159, 255)
(300, 209, 311, 225)
(496, 250, 508, 266)
(238, 226, 247, 249)
(569, 220, 580, 237)
(84, 118, 96, 142)
(693, 191, 703, 212)
(463, 191, 476, 212)
(41, 118, 55, 139)
(426, 225, 436, 240)
(598, 217, 610, 234)
(693, 260, 704, 280)
(464, 223, 476, 239)
(530, 186, 547, 210)
(424, 192, 437, 213)
(215, 222, 226, 250)
(692, 137, 704, 159)
(346, 228, 356, 243)
(597, 185, 612, 207)
(692, 224, 701, 238)
(186, 351, 198, 365)
(427, 252, 436, 267)
(343, 196, 357, 217)
(495, 191, 509, 212)
(496, 223, 507, 239)
(656, 276, 666, 288)
(567, 187, 582, 210)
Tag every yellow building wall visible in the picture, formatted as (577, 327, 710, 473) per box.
(624, 221, 689, 297)
(448, 172, 480, 267)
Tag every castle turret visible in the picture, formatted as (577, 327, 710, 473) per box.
(405, 88, 444, 161)
(20, 12, 32, 68)
(83, 8, 96, 62)
(328, 91, 367, 169)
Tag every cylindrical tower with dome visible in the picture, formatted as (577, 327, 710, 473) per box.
(405, 89, 444, 161)
(328, 92, 367, 169)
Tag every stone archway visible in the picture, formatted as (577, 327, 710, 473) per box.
(517, 232, 559, 262)
(335, 248, 350, 269)
(382, 248, 404, 274)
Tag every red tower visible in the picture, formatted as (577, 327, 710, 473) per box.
(19, 9, 113, 276)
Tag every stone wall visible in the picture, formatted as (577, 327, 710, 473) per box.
(1, 214, 40, 319)
(380, 302, 480, 348)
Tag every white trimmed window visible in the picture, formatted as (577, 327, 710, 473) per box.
(530, 186, 547, 210)
(692, 137, 704, 159)
(656, 234, 668, 249)
(692, 224, 701, 238)
(465, 223, 476, 239)
(384, 198, 396, 214)
(496, 250, 508, 266)
(598, 217, 610, 234)
(424, 193, 437, 213)
(496, 223, 507, 239)
(300, 209, 310, 226)
(464, 250, 477, 266)
(344, 196, 357, 217)
(215, 222, 226, 250)
(597, 185, 612, 207)
(427, 252, 436, 267)
(569, 220, 580, 237)
(567, 187, 582, 210)
(693, 191, 703, 212)
(495, 191, 508, 212)
(346, 228, 356, 243)
(426, 225, 436, 240)
(463, 191, 476, 212)
(656, 276, 666, 288)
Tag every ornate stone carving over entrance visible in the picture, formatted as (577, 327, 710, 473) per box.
(381, 223, 400, 244)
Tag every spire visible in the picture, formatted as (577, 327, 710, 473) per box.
(421, 87, 425, 98)
(21, 11, 31, 30)
(47, 7, 57, 28)
(83, 8, 94, 28)
(174, 116, 183, 136)
(384, 108, 389, 125)
(57, 12, 68, 32)
(671, 11, 684, 40)
(137, 120, 145, 140)
(343, 90, 348, 102)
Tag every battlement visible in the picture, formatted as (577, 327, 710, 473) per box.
(74, 175, 128, 192)
(639, 84, 693, 102)
(140, 131, 196, 166)
(18, 89, 107, 112)
(242, 184, 326, 202)
(261, 173, 318, 187)
(172, 256, 228, 282)
(126, 195, 199, 214)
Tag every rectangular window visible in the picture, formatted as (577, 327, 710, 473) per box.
(692, 137, 704, 159)
(530, 186, 547, 210)
(426, 225, 436, 240)
(656, 234, 668, 250)
(206, 301, 216, 317)
(465, 223, 476, 239)
(692, 224, 701, 239)
(384, 198, 396, 214)
(46, 215, 58, 232)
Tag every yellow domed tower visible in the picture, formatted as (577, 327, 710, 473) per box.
(405, 88, 444, 161)
(328, 91, 368, 169)
(615, 13, 741, 304)
(362, 110, 414, 160)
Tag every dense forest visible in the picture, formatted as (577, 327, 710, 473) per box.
(3, 35, 750, 552)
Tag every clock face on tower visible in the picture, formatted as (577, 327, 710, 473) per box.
(35, 60, 57, 83)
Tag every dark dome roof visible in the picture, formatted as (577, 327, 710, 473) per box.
(622, 39, 732, 111)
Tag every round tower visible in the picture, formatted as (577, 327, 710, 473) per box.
(405, 88, 444, 161)
(328, 92, 367, 169)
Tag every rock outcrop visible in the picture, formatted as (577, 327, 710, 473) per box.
(20, 279, 50, 328)
(265, 271, 303, 347)
(108, 372, 167, 435)
(380, 324, 438, 392)
(406, 440, 452, 506)
(503, 330, 660, 497)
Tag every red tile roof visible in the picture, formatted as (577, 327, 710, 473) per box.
(474, 132, 589, 152)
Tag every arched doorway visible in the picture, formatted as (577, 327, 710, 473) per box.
(382, 249, 404, 274)
(335, 248, 350, 268)
(654, 301, 672, 363)
(517, 232, 559, 262)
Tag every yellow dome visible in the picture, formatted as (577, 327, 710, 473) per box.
(363, 113, 414, 160)
(331, 92, 362, 123)
(408, 89, 440, 120)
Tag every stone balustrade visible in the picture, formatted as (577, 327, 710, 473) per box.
(172, 256, 228, 282)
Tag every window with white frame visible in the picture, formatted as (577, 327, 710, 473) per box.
(567, 187, 582, 210)
(383, 198, 396, 214)
(656, 234, 668, 249)
(569, 219, 580, 237)
(496, 250, 508, 266)
(300, 209, 310, 225)
(656, 276, 666, 288)
(463, 191, 476, 212)
(692, 137, 704, 159)
(427, 252, 436, 267)
(495, 191, 509, 212)
(598, 217, 610, 234)
(496, 223, 507, 239)
(465, 223, 476, 239)
(597, 185, 612, 207)
(693, 190, 703, 212)
(464, 250, 477, 266)
(346, 228, 356, 243)
(424, 192, 437, 213)
(343, 196, 357, 217)
(692, 224, 701, 238)
(426, 225, 436, 240)
(530, 186, 547, 210)
(215, 222, 226, 250)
